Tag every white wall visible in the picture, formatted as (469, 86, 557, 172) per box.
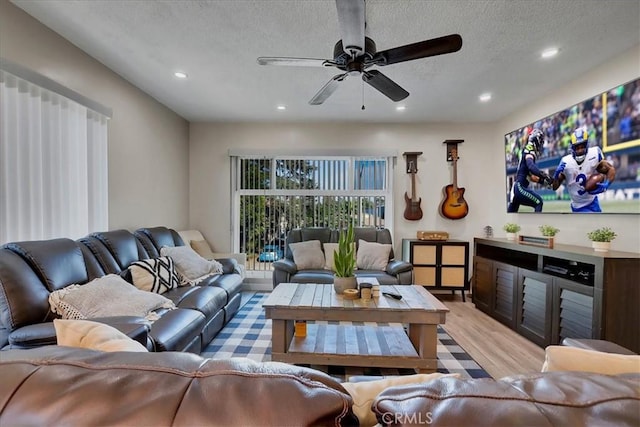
(498, 44, 640, 253)
(0, 1, 190, 231)
(190, 121, 499, 256)
(190, 45, 640, 255)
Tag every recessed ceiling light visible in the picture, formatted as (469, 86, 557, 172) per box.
(396, 105, 406, 111)
(541, 48, 559, 59)
(479, 93, 492, 102)
(277, 105, 286, 110)
(174, 72, 188, 79)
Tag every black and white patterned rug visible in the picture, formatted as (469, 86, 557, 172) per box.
(201, 292, 491, 380)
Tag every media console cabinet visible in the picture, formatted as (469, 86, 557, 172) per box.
(472, 237, 639, 353)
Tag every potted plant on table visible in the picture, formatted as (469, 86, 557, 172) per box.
(503, 223, 521, 241)
(587, 227, 617, 252)
(333, 223, 357, 294)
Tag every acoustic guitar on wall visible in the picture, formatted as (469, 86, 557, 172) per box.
(440, 147, 469, 220)
(404, 160, 423, 220)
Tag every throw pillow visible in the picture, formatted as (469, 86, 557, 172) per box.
(54, 319, 148, 352)
(48, 274, 175, 321)
(323, 242, 357, 271)
(341, 373, 459, 427)
(356, 240, 391, 270)
(323, 242, 339, 271)
(289, 240, 325, 270)
(129, 257, 180, 294)
(541, 345, 640, 375)
(160, 245, 223, 284)
(190, 239, 215, 259)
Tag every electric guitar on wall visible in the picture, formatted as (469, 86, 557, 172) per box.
(404, 161, 423, 220)
(440, 147, 469, 219)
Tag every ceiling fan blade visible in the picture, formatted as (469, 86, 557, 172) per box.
(363, 70, 409, 102)
(370, 34, 463, 66)
(335, 0, 365, 56)
(309, 73, 348, 105)
(257, 57, 335, 67)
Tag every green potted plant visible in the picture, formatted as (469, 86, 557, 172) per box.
(503, 223, 521, 240)
(333, 223, 357, 293)
(587, 227, 617, 252)
(539, 225, 559, 237)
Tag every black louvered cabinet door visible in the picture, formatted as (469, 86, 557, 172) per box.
(492, 261, 517, 328)
(516, 269, 553, 347)
(552, 277, 600, 344)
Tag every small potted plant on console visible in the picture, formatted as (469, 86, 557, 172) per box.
(503, 223, 521, 241)
(539, 225, 559, 237)
(587, 227, 617, 252)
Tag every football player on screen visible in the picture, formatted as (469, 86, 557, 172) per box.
(551, 128, 616, 212)
(507, 128, 553, 212)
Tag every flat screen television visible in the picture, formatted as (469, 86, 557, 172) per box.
(504, 77, 640, 214)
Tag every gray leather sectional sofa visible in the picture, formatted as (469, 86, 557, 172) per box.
(0, 226, 243, 353)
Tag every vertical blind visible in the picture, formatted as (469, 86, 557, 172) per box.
(233, 155, 393, 276)
(0, 69, 109, 243)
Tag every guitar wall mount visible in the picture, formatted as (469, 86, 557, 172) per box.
(444, 140, 464, 161)
(403, 152, 423, 173)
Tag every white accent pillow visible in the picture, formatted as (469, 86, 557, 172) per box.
(541, 345, 640, 375)
(324, 242, 357, 271)
(160, 245, 223, 284)
(129, 256, 180, 294)
(341, 373, 459, 427)
(48, 274, 175, 321)
(54, 319, 148, 352)
(289, 240, 325, 269)
(323, 243, 339, 271)
(190, 239, 215, 259)
(356, 239, 391, 270)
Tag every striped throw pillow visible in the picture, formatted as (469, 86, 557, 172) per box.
(130, 257, 181, 294)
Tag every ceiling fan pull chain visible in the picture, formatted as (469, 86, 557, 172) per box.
(361, 79, 365, 110)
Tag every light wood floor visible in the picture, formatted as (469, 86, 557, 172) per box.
(436, 292, 545, 379)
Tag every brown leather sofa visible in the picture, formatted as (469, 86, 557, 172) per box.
(0, 226, 243, 353)
(273, 227, 413, 288)
(1, 346, 637, 427)
(0, 346, 358, 426)
(372, 372, 640, 426)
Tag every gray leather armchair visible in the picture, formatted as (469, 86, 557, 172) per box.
(272, 227, 413, 288)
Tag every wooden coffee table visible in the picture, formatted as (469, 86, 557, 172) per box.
(263, 283, 449, 372)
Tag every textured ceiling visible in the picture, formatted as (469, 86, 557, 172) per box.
(12, 0, 640, 123)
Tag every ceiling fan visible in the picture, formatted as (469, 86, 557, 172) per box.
(257, 0, 462, 105)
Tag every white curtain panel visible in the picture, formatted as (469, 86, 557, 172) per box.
(0, 70, 108, 244)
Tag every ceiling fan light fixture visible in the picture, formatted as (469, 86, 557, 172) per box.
(479, 93, 492, 102)
(396, 105, 406, 111)
(541, 47, 559, 59)
(174, 71, 188, 79)
(256, 1, 462, 105)
(276, 105, 286, 110)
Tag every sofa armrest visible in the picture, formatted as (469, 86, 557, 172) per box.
(273, 259, 298, 288)
(273, 259, 298, 275)
(386, 260, 413, 276)
(211, 258, 240, 275)
(209, 253, 246, 277)
(211, 252, 246, 267)
(7, 317, 150, 350)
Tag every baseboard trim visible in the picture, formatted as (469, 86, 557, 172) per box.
(242, 281, 273, 292)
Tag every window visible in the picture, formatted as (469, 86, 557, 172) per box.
(232, 154, 394, 276)
(0, 63, 109, 243)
